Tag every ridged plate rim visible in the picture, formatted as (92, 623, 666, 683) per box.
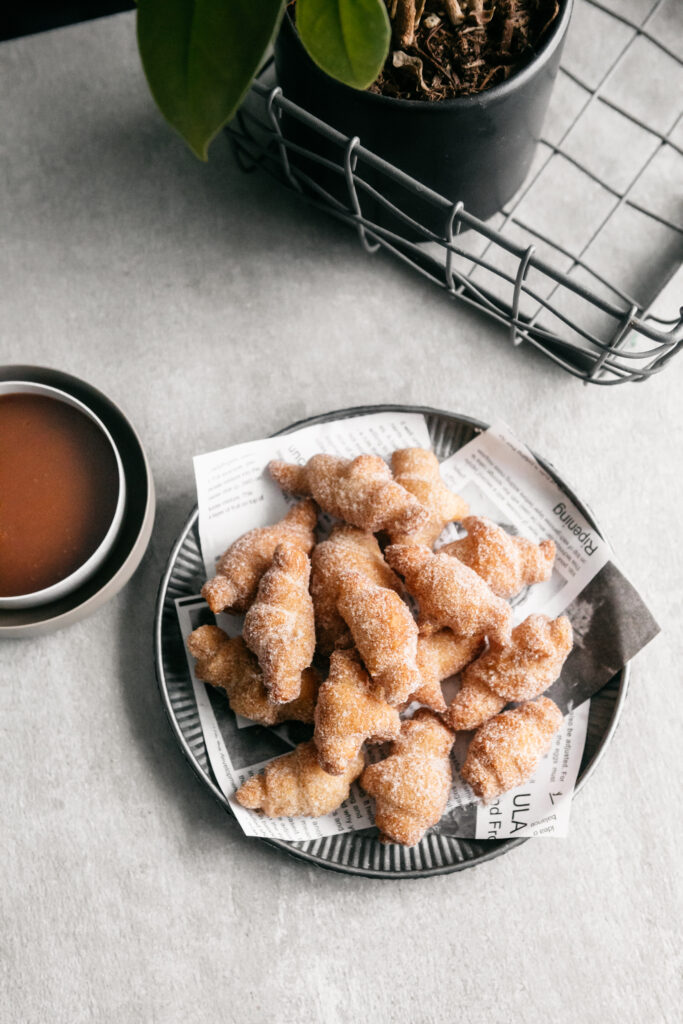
(154, 404, 629, 878)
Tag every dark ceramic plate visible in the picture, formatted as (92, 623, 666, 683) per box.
(0, 366, 155, 639)
(154, 405, 627, 877)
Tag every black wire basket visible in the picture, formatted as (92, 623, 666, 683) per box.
(227, 0, 683, 385)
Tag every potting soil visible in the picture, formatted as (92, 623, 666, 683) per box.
(371, 0, 561, 101)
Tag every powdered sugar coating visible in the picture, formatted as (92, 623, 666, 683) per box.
(360, 710, 455, 846)
(243, 542, 316, 704)
(235, 740, 364, 817)
(390, 447, 469, 546)
(461, 697, 563, 802)
(269, 453, 429, 536)
(336, 569, 421, 706)
(310, 525, 403, 655)
(440, 516, 555, 599)
(201, 498, 317, 613)
(204, 445, 573, 843)
(465, 614, 573, 702)
(406, 630, 484, 712)
(443, 616, 572, 731)
(187, 625, 320, 726)
(443, 673, 507, 732)
(385, 543, 512, 645)
(314, 649, 401, 775)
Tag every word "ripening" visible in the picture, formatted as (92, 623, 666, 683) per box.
(553, 503, 598, 556)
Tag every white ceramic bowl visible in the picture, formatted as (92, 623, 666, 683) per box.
(0, 381, 126, 609)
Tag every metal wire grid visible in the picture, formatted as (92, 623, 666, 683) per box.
(228, 0, 683, 384)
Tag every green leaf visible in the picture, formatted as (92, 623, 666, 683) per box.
(137, 0, 285, 160)
(296, 0, 391, 90)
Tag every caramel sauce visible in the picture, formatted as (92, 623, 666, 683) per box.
(0, 394, 120, 597)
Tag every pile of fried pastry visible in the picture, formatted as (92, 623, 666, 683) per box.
(187, 447, 573, 847)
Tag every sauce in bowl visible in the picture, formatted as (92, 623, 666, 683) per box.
(0, 393, 120, 597)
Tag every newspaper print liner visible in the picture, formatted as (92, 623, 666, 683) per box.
(154, 406, 627, 878)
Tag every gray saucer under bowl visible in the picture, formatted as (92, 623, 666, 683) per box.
(0, 366, 155, 639)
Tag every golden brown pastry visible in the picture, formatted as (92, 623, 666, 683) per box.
(268, 453, 428, 536)
(461, 697, 563, 802)
(235, 740, 363, 817)
(360, 710, 454, 846)
(314, 650, 401, 775)
(440, 516, 555, 599)
(385, 543, 512, 645)
(406, 630, 484, 712)
(444, 614, 572, 731)
(470, 613, 573, 702)
(336, 569, 421, 706)
(443, 674, 507, 732)
(390, 447, 468, 546)
(187, 625, 320, 726)
(201, 498, 317, 614)
(310, 525, 403, 655)
(242, 542, 315, 704)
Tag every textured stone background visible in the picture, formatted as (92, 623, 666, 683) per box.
(1, 12, 680, 1024)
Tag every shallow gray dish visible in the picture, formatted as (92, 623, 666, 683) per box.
(0, 366, 155, 639)
(155, 405, 627, 878)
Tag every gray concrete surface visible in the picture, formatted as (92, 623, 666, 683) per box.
(1, 11, 681, 1024)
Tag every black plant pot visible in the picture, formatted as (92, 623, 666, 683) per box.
(273, 2, 572, 237)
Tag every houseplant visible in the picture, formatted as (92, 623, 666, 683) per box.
(137, 1, 571, 223)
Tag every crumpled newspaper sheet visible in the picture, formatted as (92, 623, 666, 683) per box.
(175, 411, 658, 843)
